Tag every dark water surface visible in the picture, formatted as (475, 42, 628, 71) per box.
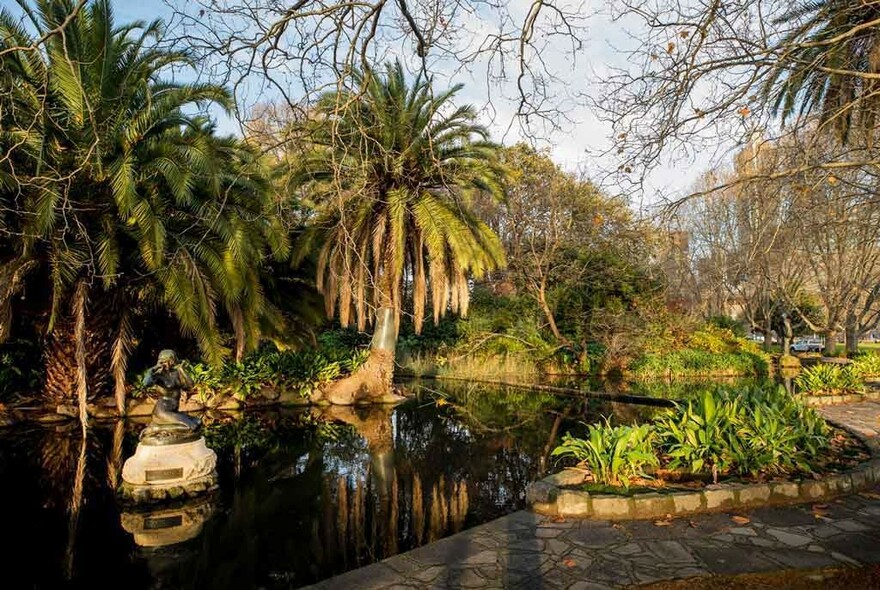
(0, 379, 759, 589)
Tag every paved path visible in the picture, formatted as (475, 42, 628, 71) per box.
(307, 402, 880, 589)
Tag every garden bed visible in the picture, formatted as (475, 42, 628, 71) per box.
(527, 423, 880, 520)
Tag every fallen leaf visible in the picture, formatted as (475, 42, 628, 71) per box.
(828, 175, 838, 185)
(654, 515, 674, 526)
(667, 42, 676, 53)
(731, 515, 750, 525)
(563, 558, 576, 568)
(688, 520, 698, 528)
(738, 106, 751, 117)
(680, 30, 690, 39)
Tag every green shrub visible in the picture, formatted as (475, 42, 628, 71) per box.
(655, 386, 829, 478)
(848, 353, 880, 379)
(794, 363, 863, 395)
(688, 326, 736, 353)
(654, 390, 740, 477)
(552, 419, 658, 487)
(705, 315, 746, 337)
(555, 385, 831, 486)
(736, 386, 829, 473)
(630, 348, 770, 380)
(167, 344, 369, 401)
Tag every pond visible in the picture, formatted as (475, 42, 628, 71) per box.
(0, 377, 765, 588)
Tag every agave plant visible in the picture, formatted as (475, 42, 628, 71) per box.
(654, 390, 742, 479)
(552, 418, 658, 488)
(794, 363, 863, 395)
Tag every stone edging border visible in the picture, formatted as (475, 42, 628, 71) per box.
(803, 389, 880, 406)
(526, 417, 880, 520)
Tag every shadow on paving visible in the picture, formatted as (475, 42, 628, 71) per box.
(305, 485, 880, 589)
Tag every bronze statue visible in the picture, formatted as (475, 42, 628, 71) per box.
(140, 350, 201, 445)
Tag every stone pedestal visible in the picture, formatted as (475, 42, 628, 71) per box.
(121, 437, 218, 503)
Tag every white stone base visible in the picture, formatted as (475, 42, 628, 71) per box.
(123, 437, 217, 486)
(121, 437, 218, 503)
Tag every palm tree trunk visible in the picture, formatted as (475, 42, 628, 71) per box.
(73, 281, 89, 432)
(112, 310, 132, 416)
(45, 289, 114, 405)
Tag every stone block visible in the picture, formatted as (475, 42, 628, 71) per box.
(215, 397, 241, 411)
(278, 389, 310, 406)
(799, 479, 827, 500)
(543, 468, 589, 487)
(868, 461, 880, 483)
(826, 473, 853, 494)
(704, 488, 736, 510)
(531, 502, 557, 515)
(850, 468, 869, 490)
(770, 481, 800, 500)
(127, 399, 156, 417)
(557, 490, 591, 517)
(737, 484, 771, 506)
(632, 493, 674, 518)
(526, 481, 558, 505)
(590, 495, 632, 519)
(671, 492, 703, 513)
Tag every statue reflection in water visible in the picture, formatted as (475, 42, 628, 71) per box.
(120, 496, 217, 548)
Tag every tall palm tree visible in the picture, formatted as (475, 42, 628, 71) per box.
(0, 0, 286, 412)
(295, 61, 506, 400)
(764, 0, 880, 144)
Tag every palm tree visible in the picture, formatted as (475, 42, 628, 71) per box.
(0, 0, 286, 413)
(294, 61, 506, 400)
(764, 0, 880, 144)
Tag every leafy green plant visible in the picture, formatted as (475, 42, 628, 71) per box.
(655, 386, 830, 478)
(654, 390, 741, 479)
(630, 348, 770, 380)
(848, 353, 880, 379)
(553, 385, 831, 488)
(552, 419, 658, 488)
(735, 386, 829, 474)
(794, 363, 863, 395)
(184, 362, 225, 402)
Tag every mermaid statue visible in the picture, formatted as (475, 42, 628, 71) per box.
(139, 350, 201, 445)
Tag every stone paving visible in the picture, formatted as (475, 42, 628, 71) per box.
(306, 402, 880, 589)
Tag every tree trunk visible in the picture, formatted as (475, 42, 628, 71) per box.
(845, 312, 860, 356)
(73, 281, 89, 432)
(538, 282, 570, 347)
(823, 329, 837, 356)
(316, 307, 398, 404)
(762, 317, 773, 352)
(781, 315, 793, 353)
(45, 289, 114, 404)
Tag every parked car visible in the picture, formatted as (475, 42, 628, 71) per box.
(790, 338, 823, 353)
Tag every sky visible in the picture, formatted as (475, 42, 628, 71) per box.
(35, 1, 725, 210)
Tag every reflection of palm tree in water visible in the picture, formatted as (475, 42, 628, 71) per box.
(311, 405, 470, 562)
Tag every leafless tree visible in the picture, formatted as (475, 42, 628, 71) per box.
(164, 0, 589, 138)
(599, 0, 880, 200)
